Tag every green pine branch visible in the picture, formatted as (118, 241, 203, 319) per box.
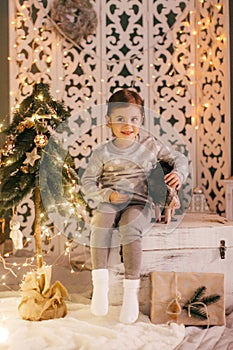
(183, 305, 208, 320)
(183, 286, 221, 321)
(189, 286, 206, 303)
(200, 294, 221, 305)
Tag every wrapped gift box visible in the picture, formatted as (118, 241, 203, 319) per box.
(150, 271, 225, 326)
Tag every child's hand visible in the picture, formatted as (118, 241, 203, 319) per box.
(109, 191, 129, 203)
(164, 172, 181, 190)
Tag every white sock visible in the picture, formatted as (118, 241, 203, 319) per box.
(120, 279, 140, 324)
(91, 269, 109, 316)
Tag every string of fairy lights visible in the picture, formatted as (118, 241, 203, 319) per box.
(1, 227, 90, 291)
(6, 0, 226, 123)
(0, 84, 90, 290)
(1, 238, 89, 289)
(0, 0, 227, 291)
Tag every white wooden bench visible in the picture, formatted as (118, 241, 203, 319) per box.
(108, 212, 233, 315)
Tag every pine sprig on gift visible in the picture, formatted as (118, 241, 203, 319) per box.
(183, 286, 221, 321)
(184, 305, 208, 320)
(200, 294, 221, 305)
(189, 286, 206, 303)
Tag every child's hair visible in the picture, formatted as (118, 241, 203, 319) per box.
(107, 89, 144, 116)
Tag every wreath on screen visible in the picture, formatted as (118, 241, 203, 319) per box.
(50, 0, 97, 45)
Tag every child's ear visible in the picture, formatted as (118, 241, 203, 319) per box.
(106, 115, 111, 128)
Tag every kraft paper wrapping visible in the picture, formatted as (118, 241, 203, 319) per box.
(150, 271, 225, 326)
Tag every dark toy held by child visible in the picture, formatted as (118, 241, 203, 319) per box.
(148, 161, 183, 223)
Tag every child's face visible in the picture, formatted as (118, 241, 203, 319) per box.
(106, 105, 143, 142)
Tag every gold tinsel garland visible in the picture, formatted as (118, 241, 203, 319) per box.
(50, 0, 97, 45)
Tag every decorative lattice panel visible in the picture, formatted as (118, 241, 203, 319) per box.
(7, 0, 230, 241)
(195, 0, 230, 215)
(149, 0, 196, 157)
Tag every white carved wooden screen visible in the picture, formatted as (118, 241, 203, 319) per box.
(8, 0, 230, 242)
(195, 0, 230, 214)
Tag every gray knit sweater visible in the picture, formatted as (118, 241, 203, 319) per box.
(81, 132, 189, 206)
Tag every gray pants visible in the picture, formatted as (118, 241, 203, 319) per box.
(90, 202, 152, 279)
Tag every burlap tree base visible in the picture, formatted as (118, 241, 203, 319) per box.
(18, 265, 68, 321)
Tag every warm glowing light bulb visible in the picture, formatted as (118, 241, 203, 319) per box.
(38, 94, 43, 101)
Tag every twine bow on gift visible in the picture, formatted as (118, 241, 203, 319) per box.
(165, 273, 218, 327)
(183, 285, 220, 327)
(166, 295, 182, 319)
(187, 301, 210, 328)
(166, 273, 182, 321)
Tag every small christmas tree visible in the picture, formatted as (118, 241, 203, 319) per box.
(0, 82, 88, 320)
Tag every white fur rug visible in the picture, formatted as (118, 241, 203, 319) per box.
(0, 296, 185, 350)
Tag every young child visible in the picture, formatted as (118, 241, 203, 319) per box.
(81, 89, 188, 324)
